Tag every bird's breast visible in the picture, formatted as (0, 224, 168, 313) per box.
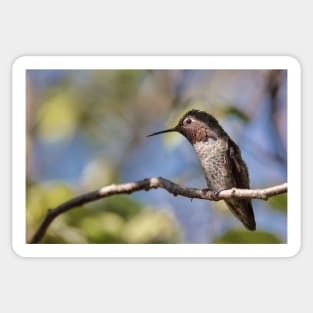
(193, 139, 232, 190)
(193, 139, 226, 160)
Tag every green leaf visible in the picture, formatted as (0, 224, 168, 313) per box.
(85, 195, 142, 220)
(26, 182, 75, 241)
(267, 194, 287, 213)
(122, 210, 182, 243)
(27, 182, 74, 223)
(213, 229, 282, 244)
(222, 105, 250, 123)
(80, 213, 126, 243)
(37, 92, 81, 141)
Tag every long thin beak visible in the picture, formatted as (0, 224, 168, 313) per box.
(146, 127, 177, 137)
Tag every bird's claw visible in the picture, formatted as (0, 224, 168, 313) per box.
(201, 188, 223, 200)
(212, 188, 225, 200)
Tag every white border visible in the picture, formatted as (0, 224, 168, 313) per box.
(12, 56, 301, 258)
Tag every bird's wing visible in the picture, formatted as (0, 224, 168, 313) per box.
(226, 138, 250, 189)
(225, 138, 256, 230)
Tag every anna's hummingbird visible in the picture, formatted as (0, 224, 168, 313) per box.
(147, 109, 256, 231)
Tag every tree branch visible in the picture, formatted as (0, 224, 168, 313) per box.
(29, 177, 287, 243)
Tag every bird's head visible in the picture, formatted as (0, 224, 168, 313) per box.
(147, 109, 225, 144)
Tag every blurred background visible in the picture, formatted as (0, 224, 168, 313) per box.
(26, 69, 287, 244)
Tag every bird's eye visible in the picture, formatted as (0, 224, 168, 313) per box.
(185, 118, 192, 125)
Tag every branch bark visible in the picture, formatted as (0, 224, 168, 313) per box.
(29, 177, 287, 243)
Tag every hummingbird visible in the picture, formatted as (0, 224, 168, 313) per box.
(147, 109, 256, 231)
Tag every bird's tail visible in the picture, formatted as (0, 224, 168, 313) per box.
(225, 199, 256, 231)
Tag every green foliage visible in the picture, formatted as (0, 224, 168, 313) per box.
(26, 182, 74, 225)
(213, 229, 282, 244)
(122, 210, 181, 243)
(84, 195, 142, 220)
(80, 213, 126, 243)
(37, 92, 82, 141)
(221, 105, 250, 123)
(27, 181, 182, 244)
(267, 194, 287, 213)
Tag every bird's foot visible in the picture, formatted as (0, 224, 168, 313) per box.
(201, 188, 224, 200)
(212, 188, 225, 200)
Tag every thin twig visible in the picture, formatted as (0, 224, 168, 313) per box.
(29, 177, 287, 243)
